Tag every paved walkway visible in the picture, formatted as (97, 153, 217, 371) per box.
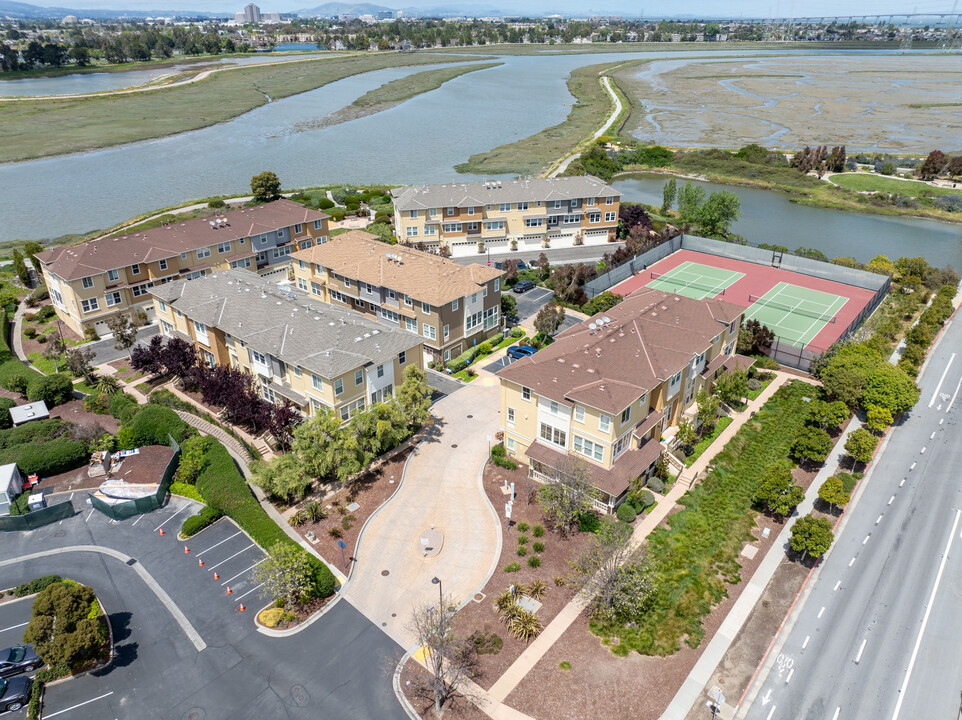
(546, 74, 620, 178)
(345, 381, 502, 647)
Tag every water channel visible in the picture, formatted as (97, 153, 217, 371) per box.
(1, 46, 959, 262)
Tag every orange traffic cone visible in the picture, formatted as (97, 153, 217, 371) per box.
(239, 603, 245, 612)
(226, 586, 232, 595)
(184, 545, 190, 554)
(198, 558, 204, 567)
(213, 572, 220, 580)
(158, 527, 165, 536)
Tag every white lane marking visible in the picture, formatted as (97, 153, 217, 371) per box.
(132, 514, 143, 526)
(921, 447, 926, 454)
(762, 689, 772, 705)
(910, 462, 916, 470)
(818, 606, 826, 618)
(834, 580, 841, 591)
(928, 352, 955, 407)
(802, 635, 810, 649)
(44, 692, 115, 718)
(220, 558, 265, 585)
(849, 557, 856, 567)
(889, 495, 895, 505)
(69, 492, 73, 500)
(234, 582, 265, 601)
(785, 667, 795, 684)
(940, 418, 945, 425)
(767, 706, 776, 720)
(197, 530, 242, 557)
(930, 432, 936, 440)
(833, 707, 841, 720)
(947, 375, 962, 414)
(206, 544, 256, 571)
(0, 621, 29, 633)
(153, 503, 189, 531)
(877, 515, 883, 525)
(855, 638, 867, 663)
(863, 535, 870, 545)
(85, 509, 95, 522)
(892, 508, 962, 720)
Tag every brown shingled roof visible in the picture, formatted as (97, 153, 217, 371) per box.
(291, 231, 503, 306)
(498, 286, 743, 414)
(36, 199, 328, 281)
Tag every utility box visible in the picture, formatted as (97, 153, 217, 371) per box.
(27, 493, 47, 512)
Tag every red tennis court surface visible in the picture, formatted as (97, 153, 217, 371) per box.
(611, 249, 878, 353)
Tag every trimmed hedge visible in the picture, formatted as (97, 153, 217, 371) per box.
(12, 574, 63, 597)
(127, 404, 192, 446)
(0, 436, 87, 476)
(0, 397, 14, 429)
(181, 506, 223, 537)
(108, 392, 140, 423)
(0, 418, 66, 449)
(27, 372, 74, 407)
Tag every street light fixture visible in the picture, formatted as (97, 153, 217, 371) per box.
(431, 576, 442, 608)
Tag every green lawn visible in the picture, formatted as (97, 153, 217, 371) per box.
(593, 381, 818, 656)
(684, 416, 734, 467)
(830, 173, 959, 197)
(27, 352, 70, 376)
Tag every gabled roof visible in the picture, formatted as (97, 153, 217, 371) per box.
(390, 176, 621, 212)
(497, 286, 743, 414)
(150, 269, 420, 380)
(37, 200, 328, 281)
(292, 231, 502, 306)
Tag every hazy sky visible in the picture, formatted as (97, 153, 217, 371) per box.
(47, 0, 959, 17)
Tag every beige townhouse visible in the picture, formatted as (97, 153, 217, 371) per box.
(391, 176, 621, 259)
(497, 286, 752, 513)
(36, 199, 329, 337)
(291, 230, 504, 366)
(149, 269, 423, 420)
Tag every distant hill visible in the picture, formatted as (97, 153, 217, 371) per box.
(295, 2, 393, 16)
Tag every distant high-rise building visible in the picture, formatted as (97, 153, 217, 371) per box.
(243, 3, 261, 22)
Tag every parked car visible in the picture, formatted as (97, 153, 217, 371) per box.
(512, 280, 536, 294)
(506, 345, 538, 360)
(0, 646, 40, 678)
(494, 261, 528, 270)
(0, 676, 31, 712)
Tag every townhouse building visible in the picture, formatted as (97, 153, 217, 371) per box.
(36, 200, 329, 337)
(150, 269, 423, 420)
(497, 286, 752, 513)
(390, 176, 621, 258)
(291, 230, 504, 365)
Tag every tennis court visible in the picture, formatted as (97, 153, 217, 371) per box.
(646, 261, 744, 300)
(743, 282, 848, 348)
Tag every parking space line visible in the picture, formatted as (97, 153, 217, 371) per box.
(154, 504, 189, 532)
(221, 558, 265, 585)
(234, 582, 265, 601)
(196, 531, 242, 557)
(132, 514, 144, 526)
(0, 621, 28, 633)
(207, 544, 256, 571)
(44, 692, 114, 718)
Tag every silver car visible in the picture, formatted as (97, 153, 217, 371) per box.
(0, 646, 41, 678)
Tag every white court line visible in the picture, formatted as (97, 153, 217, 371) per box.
(947, 375, 962, 414)
(197, 531, 242, 557)
(206, 544, 255, 571)
(928, 353, 956, 407)
(891, 508, 961, 720)
(234, 582, 265, 601)
(154, 503, 189, 532)
(0, 621, 28, 633)
(221, 558, 265, 585)
(44, 692, 115, 718)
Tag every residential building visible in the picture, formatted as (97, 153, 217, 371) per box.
(390, 176, 621, 258)
(150, 269, 423, 420)
(36, 200, 329, 337)
(496, 286, 752, 513)
(291, 230, 504, 365)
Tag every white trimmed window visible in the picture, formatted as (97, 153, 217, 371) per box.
(297, 278, 308, 291)
(202, 349, 215, 368)
(312, 282, 324, 297)
(159, 258, 168, 271)
(522, 386, 531, 401)
(196, 247, 211, 259)
(405, 295, 414, 307)
(272, 246, 292, 260)
(422, 324, 436, 341)
(81, 276, 94, 289)
(517, 202, 528, 211)
(451, 298, 459, 311)
(506, 436, 515, 452)
(507, 407, 515, 427)
(494, 279, 500, 292)
(485, 221, 504, 231)
(573, 435, 604, 462)
(606, 196, 614, 205)
(314, 219, 323, 230)
(80, 298, 99, 313)
(424, 225, 437, 236)
(130, 264, 141, 275)
(443, 324, 449, 340)
(443, 223, 462, 233)
(574, 405, 585, 423)
(106, 269, 119, 282)
(339, 397, 365, 421)
(429, 208, 438, 217)
(421, 302, 431, 314)
(587, 197, 595, 205)
(605, 212, 617, 222)
(447, 207, 455, 216)
(589, 213, 601, 223)
(217, 241, 231, 254)
(312, 374, 324, 392)
(380, 307, 400, 323)
(465, 310, 483, 331)
(409, 209, 418, 219)
(105, 291, 122, 307)
(132, 284, 150, 298)
(300, 239, 313, 250)
(540, 423, 567, 448)
(599, 414, 610, 432)
(524, 218, 543, 228)
(405, 317, 417, 332)
(355, 369, 364, 386)
(613, 432, 631, 459)
(398, 350, 406, 365)
(406, 227, 419, 238)
(231, 257, 251, 270)
(334, 378, 343, 396)
(621, 406, 631, 424)
(499, 203, 510, 212)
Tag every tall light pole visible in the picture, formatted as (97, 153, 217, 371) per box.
(431, 576, 442, 609)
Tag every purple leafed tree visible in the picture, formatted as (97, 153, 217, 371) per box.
(160, 337, 198, 382)
(130, 335, 165, 375)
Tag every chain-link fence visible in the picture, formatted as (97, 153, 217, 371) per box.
(0, 499, 76, 532)
(89, 436, 181, 521)
(583, 236, 683, 299)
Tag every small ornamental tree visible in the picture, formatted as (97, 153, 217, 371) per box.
(500, 293, 518, 319)
(917, 149, 946, 180)
(845, 427, 879, 466)
(714, 369, 749, 406)
(818, 476, 850, 513)
(12, 249, 30, 284)
(408, 596, 476, 717)
(538, 456, 596, 535)
(865, 404, 893, 434)
(790, 514, 835, 562)
(862, 363, 920, 416)
(23, 581, 102, 668)
(791, 426, 833, 465)
(65, 347, 96, 382)
(737, 319, 774, 355)
(106, 313, 138, 357)
(753, 464, 804, 517)
(395, 363, 432, 428)
(160, 337, 198, 382)
(130, 335, 165, 376)
(250, 170, 281, 202)
(252, 542, 312, 610)
(695, 388, 720, 432)
(661, 177, 677, 214)
(806, 399, 849, 431)
(534, 301, 565, 338)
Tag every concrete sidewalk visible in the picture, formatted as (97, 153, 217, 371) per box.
(345, 382, 502, 647)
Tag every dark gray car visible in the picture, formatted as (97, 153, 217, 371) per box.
(0, 646, 40, 678)
(0, 676, 31, 712)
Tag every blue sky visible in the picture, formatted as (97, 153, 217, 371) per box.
(53, 0, 960, 17)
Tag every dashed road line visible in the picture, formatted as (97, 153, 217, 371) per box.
(785, 667, 794, 684)
(802, 635, 810, 649)
(818, 606, 826, 619)
(889, 495, 895, 505)
(928, 352, 955, 407)
(910, 462, 916, 470)
(900, 478, 906, 487)
(863, 535, 870, 545)
(832, 707, 840, 720)
(834, 580, 841, 591)
(849, 557, 856, 567)
(876, 515, 883, 524)
(920, 447, 926, 454)
(855, 638, 867, 664)
(766, 705, 776, 720)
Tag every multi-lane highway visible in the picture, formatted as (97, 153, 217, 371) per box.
(742, 310, 962, 720)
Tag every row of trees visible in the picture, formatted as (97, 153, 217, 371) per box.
(664, 180, 742, 237)
(917, 150, 962, 181)
(789, 145, 847, 176)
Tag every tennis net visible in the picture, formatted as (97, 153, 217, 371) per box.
(748, 294, 837, 323)
(650, 271, 726, 296)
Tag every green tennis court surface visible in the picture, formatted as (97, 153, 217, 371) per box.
(646, 261, 744, 300)
(744, 282, 848, 348)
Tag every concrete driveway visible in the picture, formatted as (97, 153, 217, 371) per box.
(345, 382, 502, 647)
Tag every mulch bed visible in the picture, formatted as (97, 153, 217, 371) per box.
(50, 399, 120, 434)
(400, 661, 490, 720)
(257, 592, 336, 630)
(19, 301, 85, 357)
(451, 461, 594, 692)
(289, 451, 412, 575)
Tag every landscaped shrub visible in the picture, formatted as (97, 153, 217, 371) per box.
(517, 521, 529, 532)
(23, 326, 37, 339)
(27, 373, 74, 407)
(30, 286, 49, 303)
(170, 482, 204, 502)
(516, 545, 528, 557)
(108, 392, 139, 422)
(532, 523, 544, 537)
(616, 503, 637, 524)
(126, 404, 192, 446)
(533, 541, 545, 553)
(317, 198, 335, 209)
(490, 443, 517, 470)
(82, 393, 110, 414)
(647, 476, 665, 494)
(527, 556, 541, 568)
(181, 506, 223, 537)
(0, 419, 66, 449)
(0, 436, 87, 476)
(504, 562, 521, 573)
(13, 575, 63, 598)
(0, 358, 42, 393)
(34, 305, 56, 322)
(0, 397, 14, 429)
(517, 534, 529, 545)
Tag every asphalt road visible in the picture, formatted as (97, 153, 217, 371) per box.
(0, 497, 406, 720)
(743, 312, 962, 720)
(453, 243, 624, 269)
(86, 325, 159, 364)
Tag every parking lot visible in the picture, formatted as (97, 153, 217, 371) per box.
(0, 496, 407, 720)
(512, 285, 555, 323)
